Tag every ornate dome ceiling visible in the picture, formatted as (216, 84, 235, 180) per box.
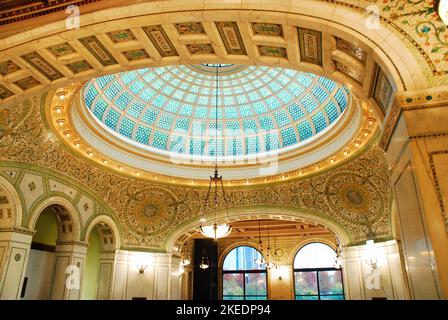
(83, 64, 350, 160)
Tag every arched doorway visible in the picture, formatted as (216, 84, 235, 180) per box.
(22, 203, 79, 299)
(293, 242, 344, 300)
(82, 216, 120, 300)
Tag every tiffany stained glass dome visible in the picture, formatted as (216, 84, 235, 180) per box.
(83, 64, 350, 160)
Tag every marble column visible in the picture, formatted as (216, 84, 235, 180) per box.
(0, 229, 33, 299)
(50, 241, 87, 300)
(383, 96, 448, 299)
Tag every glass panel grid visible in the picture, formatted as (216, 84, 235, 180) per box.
(85, 64, 349, 157)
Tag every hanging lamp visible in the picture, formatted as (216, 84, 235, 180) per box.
(199, 66, 232, 241)
(180, 241, 191, 266)
(255, 220, 265, 265)
(265, 227, 275, 269)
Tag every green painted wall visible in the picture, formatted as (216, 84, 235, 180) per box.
(81, 228, 101, 300)
(33, 210, 58, 246)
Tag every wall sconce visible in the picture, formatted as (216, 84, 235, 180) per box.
(132, 253, 150, 274)
(364, 239, 378, 270)
(138, 265, 147, 274)
(199, 250, 209, 270)
(178, 261, 185, 278)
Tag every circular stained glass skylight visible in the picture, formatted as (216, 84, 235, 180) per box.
(83, 64, 350, 159)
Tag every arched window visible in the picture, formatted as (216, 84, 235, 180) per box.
(222, 246, 267, 300)
(293, 242, 344, 300)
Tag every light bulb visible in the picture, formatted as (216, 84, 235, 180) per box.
(181, 258, 191, 266)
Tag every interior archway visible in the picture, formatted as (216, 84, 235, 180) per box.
(21, 203, 78, 299)
(81, 216, 120, 300)
(27, 197, 81, 242)
(166, 206, 349, 253)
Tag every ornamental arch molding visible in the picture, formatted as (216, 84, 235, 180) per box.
(164, 205, 352, 253)
(26, 195, 82, 242)
(83, 214, 122, 251)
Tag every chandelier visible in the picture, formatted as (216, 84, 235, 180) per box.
(199, 66, 232, 241)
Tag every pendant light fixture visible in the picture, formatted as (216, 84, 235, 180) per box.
(334, 237, 342, 269)
(180, 241, 191, 266)
(199, 66, 232, 241)
(265, 227, 275, 270)
(255, 220, 265, 265)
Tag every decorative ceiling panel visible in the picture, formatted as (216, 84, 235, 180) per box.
(21, 52, 64, 81)
(79, 35, 118, 67)
(215, 21, 247, 55)
(298, 28, 322, 66)
(142, 25, 179, 57)
(175, 22, 205, 35)
(251, 22, 284, 37)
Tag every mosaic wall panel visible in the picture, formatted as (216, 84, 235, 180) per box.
(215, 22, 247, 55)
(21, 52, 64, 81)
(66, 60, 92, 74)
(186, 44, 214, 55)
(175, 22, 205, 35)
(336, 61, 364, 84)
(47, 43, 76, 58)
(106, 30, 136, 43)
(258, 46, 287, 58)
(0, 85, 14, 100)
(336, 37, 367, 63)
(13, 76, 39, 90)
(122, 49, 150, 61)
(142, 25, 179, 57)
(0, 60, 20, 76)
(79, 36, 118, 66)
(298, 28, 322, 66)
(251, 22, 283, 37)
(373, 66, 394, 114)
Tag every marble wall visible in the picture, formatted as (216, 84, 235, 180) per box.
(386, 100, 448, 299)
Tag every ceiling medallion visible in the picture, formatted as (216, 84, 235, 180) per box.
(143, 204, 159, 218)
(337, 182, 373, 213)
(199, 66, 232, 241)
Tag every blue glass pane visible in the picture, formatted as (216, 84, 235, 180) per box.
(92, 98, 107, 119)
(311, 112, 327, 134)
(119, 117, 135, 138)
(281, 127, 297, 146)
(135, 126, 151, 144)
(152, 131, 168, 150)
(104, 108, 120, 129)
(297, 121, 313, 141)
